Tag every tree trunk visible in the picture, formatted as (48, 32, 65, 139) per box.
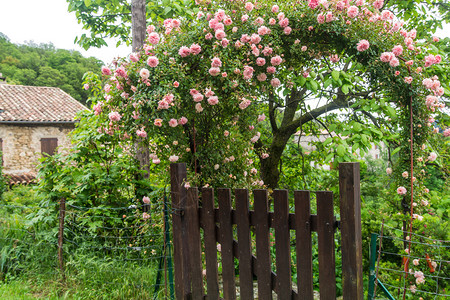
(131, 0, 150, 181)
(260, 130, 293, 189)
(131, 0, 146, 52)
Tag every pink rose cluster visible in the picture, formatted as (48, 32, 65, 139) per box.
(163, 18, 181, 35)
(356, 39, 370, 52)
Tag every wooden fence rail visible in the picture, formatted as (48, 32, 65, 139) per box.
(170, 162, 363, 300)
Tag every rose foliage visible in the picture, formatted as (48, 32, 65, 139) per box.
(85, 0, 447, 193)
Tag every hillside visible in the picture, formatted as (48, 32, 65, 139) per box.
(0, 33, 102, 105)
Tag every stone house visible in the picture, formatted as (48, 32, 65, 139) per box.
(0, 79, 87, 183)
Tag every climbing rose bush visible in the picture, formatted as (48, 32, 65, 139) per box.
(87, 0, 447, 194)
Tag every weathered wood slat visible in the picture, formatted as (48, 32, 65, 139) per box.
(170, 163, 190, 299)
(339, 163, 363, 300)
(199, 209, 339, 232)
(186, 188, 204, 300)
(218, 189, 236, 300)
(235, 189, 254, 300)
(201, 188, 219, 300)
(274, 190, 292, 299)
(295, 191, 314, 300)
(254, 189, 272, 300)
(317, 191, 336, 300)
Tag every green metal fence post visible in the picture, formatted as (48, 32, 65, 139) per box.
(368, 233, 378, 300)
(164, 195, 175, 299)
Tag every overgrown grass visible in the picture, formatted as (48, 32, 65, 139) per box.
(0, 186, 168, 299)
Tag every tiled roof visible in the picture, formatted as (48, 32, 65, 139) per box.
(4, 173, 36, 185)
(0, 85, 87, 123)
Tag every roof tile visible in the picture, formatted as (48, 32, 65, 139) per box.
(0, 85, 87, 122)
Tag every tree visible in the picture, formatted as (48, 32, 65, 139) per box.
(83, 0, 447, 192)
(0, 34, 102, 104)
(66, 0, 196, 49)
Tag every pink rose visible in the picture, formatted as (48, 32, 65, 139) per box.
(108, 111, 121, 122)
(266, 66, 276, 74)
(178, 117, 188, 125)
(193, 93, 204, 102)
(270, 78, 281, 88)
(224, 17, 233, 26)
(173, 81, 179, 87)
(317, 14, 325, 24)
(244, 2, 254, 11)
(356, 39, 370, 51)
(392, 45, 403, 56)
(154, 118, 163, 127)
(258, 26, 270, 35)
(190, 43, 202, 55)
(250, 33, 261, 44)
(207, 96, 219, 105)
(169, 119, 178, 127)
(373, 0, 384, 9)
(140, 68, 150, 79)
(389, 57, 399, 67)
(178, 46, 191, 57)
(147, 56, 159, 67)
(142, 196, 150, 204)
(136, 129, 147, 138)
(215, 30, 226, 40)
(397, 186, 407, 195)
(101, 66, 112, 76)
(347, 6, 359, 18)
(254, 17, 264, 26)
(169, 155, 179, 162)
(270, 55, 282, 66)
(209, 67, 221, 76)
(148, 32, 160, 45)
(271, 5, 279, 13)
(129, 53, 139, 62)
(257, 114, 266, 122)
(279, 18, 289, 28)
(195, 103, 203, 113)
(243, 66, 254, 80)
(256, 57, 266, 66)
(284, 27, 292, 35)
(428, 152, 437, 161)
(221, 38, 229, 47)
(256, 73, 267, 81)
(211, 57, 222, 67)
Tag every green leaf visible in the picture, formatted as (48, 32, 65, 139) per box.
(323, 78, 332, 89)
(336, 144, 346, 157)
(310, 80, 318, 92)
(391, 146, 401, 156)
(341, 85, 349, 94)
(331, 70, 340, 81)
(84, 0, 92, 7)
(385, 106, 396, 118)
(352, 122, 362, 132)
(298, 76, 307, 87)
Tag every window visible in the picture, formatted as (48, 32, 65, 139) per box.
(40, 138, 58, 156)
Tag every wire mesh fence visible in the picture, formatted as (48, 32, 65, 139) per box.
(0, 194, 174, 299)
(369, 224, 450, 300)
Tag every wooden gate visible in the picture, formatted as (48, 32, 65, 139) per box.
(170, 162, 363, 300)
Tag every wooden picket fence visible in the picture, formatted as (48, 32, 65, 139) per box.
(170, 162, 363, 300)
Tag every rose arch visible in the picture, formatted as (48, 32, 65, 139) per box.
(89, 0, 446, 201)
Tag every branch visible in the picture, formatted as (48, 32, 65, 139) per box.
(268, 93, 279, 133)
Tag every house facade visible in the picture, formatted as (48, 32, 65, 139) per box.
(0, 80, 87, 183)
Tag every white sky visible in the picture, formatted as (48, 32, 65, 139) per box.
(0, 0, 448, 64)
(0, 0, 130, 64)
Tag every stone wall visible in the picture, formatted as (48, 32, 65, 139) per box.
(0, 124, 74, 175)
